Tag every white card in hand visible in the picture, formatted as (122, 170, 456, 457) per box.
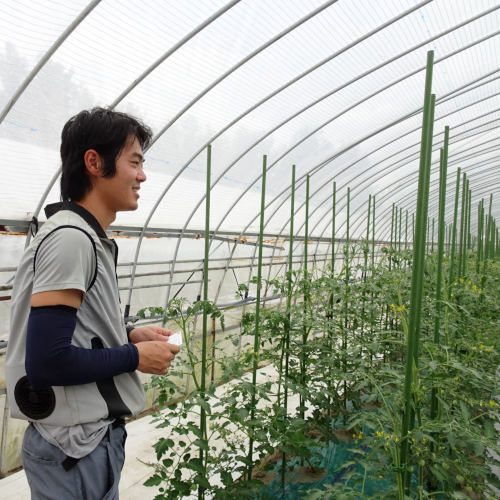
(168, 332, 183, 346)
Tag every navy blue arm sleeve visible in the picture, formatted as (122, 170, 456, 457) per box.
(26, 305, 139, 388)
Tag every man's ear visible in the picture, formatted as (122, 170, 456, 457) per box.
(83, 149, 102, 179)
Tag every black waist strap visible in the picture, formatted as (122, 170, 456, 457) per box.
(62, 419, 125, 471)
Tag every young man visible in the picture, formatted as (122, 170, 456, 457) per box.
(5, 107, 179, 499)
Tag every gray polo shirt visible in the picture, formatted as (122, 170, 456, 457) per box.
(5, 202, 146, 458)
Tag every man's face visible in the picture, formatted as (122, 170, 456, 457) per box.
(99, 136, 147, 212)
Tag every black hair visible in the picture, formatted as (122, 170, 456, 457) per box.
(60, 107, 153, 202)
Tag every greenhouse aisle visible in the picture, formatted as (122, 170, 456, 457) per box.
(0, 364, 291, 499)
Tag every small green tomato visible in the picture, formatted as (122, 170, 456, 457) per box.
(406, 466, 414, 472)
(456, 475, 464, 483)
(442, 463, 450, 470)
(191, 484, 198, 491)
(418, 459, 425, 467)
(466, 486, 473, 493)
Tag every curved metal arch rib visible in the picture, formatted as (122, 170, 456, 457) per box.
(365, 151, 500, 243)
(319, 124, 500, 242)
(245, 70, 500, 272)
(272, 119, 500, 273)
(272, 90, 500, 258)
(324, 135, 500, 247)
(357, 152, 500, 243)
(210, 67, 500, 295)
(290, 85, 500, 251)
(22, 0, 240, 250)
(374, 145, 500, 241)
(7, 0, 103, 249)
(202, 28, 500, 249)
(161, 1, 446, 305)
(108, 0, 242, 109)
(127, 0, 435, 309)
(348, 140, 500, 243)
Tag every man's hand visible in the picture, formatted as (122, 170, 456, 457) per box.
(128, 326, 174, 344)
(135, 341, 180, 375)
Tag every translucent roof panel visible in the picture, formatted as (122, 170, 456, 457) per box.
(1, 0, 499, 239)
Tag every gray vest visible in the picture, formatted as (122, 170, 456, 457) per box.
(6, 202, 146, 426)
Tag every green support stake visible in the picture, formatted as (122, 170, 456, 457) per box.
(247, 155, 267, 480)
(361, 195, 372, 353)
(399, 207, 402, 254)
(390, 203, 395, 270)
(484, 194, 493, 274)
(400, 51, 434, 494)
(300, 175, 311, 431)
(343, 187, 350, 419)
(281, 165, 295, 488)
(458, 173, 467, 279)
(431, 218, 435, 254)
(199, 145, 212, 499)
(462, 180, 470, 275)
(412, 213, 415, 245)
(426, 218, 430, 255)
(477, 200, 483, 274)
(365, 195, 372, 268)
(467, 188, 472, 251)
(332, 181, 336, 272)
(448, 168, 461, 299)
(405, 210, 408, 250)
(431, 132, 449, 421)
(395, 205, 399, 255)
(371, 196, 376, 270)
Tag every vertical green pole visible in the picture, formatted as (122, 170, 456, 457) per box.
(343, 187, 350, 418)
(371, 196, 376, 270)
(400, 51, 434, 494)
(484, 194, 493, 274)
(431, 131, 449, 420)
(395, 206, 398, 254)
(462, 180, 469, 275)
(412, 213, 415, 245)
(399, 208, 402, 253)
(449, 223, 453, 257)
(247, 155, 267, 480)
(365, 195, 372, 266)
(448, 168, 461, 299)
(431, 218, 435, 254)
(361, 195, 371, 353)
(390, 203, 395, 270)
(477, 200, 483, 274)
(332, 182, 336, 272)
(300, 175, 310, 428)
(467, 188, 472, 251)
(405, 210, 408, 250)
(458, 173, 466, 279)
(199, 145, 211, 499)
(281, 165, 295, 488)
(426, 218, 430, 255)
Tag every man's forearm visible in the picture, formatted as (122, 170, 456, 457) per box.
(26, 305, 139, 388)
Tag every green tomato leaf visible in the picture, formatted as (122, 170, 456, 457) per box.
(459, 401, 471, 422)
(143, 474, 162, 487)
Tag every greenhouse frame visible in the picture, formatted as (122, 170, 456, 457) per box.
(1, 0, 500, 498)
